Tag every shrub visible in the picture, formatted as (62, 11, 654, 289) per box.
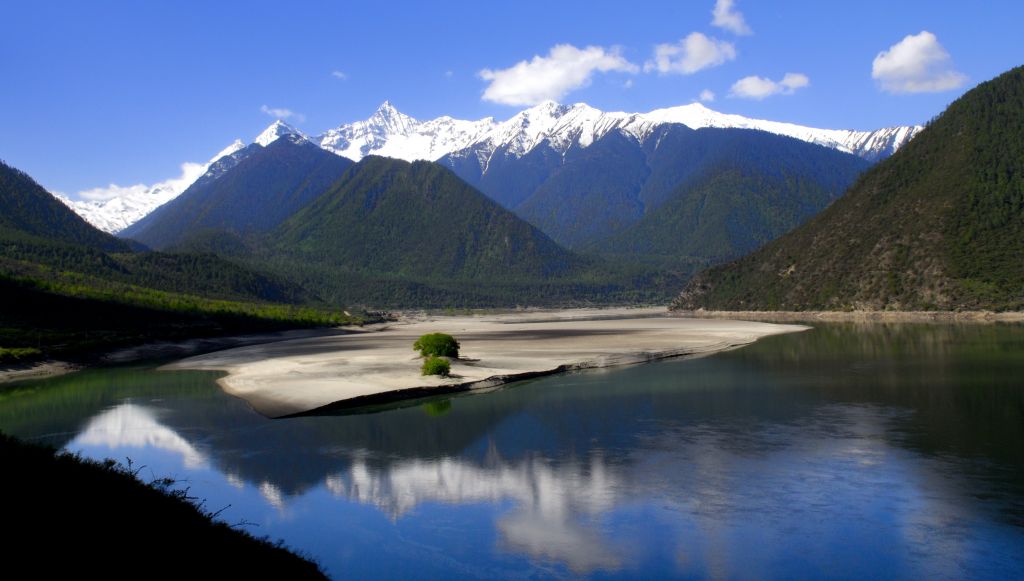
(413, 333, 460, 358)
(421, 355, 451, 377)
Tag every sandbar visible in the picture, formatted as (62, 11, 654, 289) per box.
(166, 308, 807, 417)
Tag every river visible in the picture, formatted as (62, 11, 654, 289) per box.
(1, 322, 1022, 579)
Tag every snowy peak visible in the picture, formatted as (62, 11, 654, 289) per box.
(316, 102, 496, 162)
(487, 101, 634, 155)
(254, 120, 307, 147)
(368, 101, 417, 135)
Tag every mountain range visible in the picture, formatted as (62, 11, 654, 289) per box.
(441, 121, 870, 249)
(60, 101, 922, 234)
(109, 110, 871, 292)
(672, 65, 1024, 312)
(4, 65, 1020, 319)
(121, 135, 353, 249)
(117, 145, 669, 307)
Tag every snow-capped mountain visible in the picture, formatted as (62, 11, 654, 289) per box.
(317, 101, 496, 162)
(441, 101, 922, 173)
(62, 101, 921, 233)
(315, 100, 921, 166)
(58, 140, 246, 234)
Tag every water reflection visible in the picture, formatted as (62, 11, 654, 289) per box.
(71, 403, 208, 469)
(1, 323, 1023, 578)
(326, 451, 623, 573)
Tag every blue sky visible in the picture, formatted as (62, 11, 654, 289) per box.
(2, 0, 1022, 197)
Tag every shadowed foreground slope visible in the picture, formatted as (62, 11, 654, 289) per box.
(0, 433, 325, 578)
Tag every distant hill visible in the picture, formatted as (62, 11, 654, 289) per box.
(0, 161, 129, 252)
(122, 135, 353, 250)
(672, 66, 1024, 312)
(441, 125, 868, 250)
(272, 156, 584, 280)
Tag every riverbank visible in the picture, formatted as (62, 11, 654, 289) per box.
(0, 327, 353, 385)
(671, 309, 1024, 324)
(167, 308, 807, 417)
(0, 432, 325, 578)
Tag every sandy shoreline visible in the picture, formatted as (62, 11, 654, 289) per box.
(0, 327, 350, 385)
(166, 308, 807, 418)
(0, 361, 82, 385)
(671, 309, 1024, 324)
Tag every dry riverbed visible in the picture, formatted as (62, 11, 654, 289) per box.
(167, 308, 807, 417)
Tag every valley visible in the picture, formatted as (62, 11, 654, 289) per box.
(2, 4, 1022, 574)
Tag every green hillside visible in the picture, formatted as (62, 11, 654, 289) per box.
(249, 156, 680, 307)
(0, 163, 363, 362)
(274, 156, 583, 279)
(672, 66, 1024, 312)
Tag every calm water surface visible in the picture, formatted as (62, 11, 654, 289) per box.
(2, 323, 1023, 579)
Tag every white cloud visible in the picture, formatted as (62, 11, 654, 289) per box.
(331, 70, 348, 80)
(444, 70, 454, 78)
(260, 104, 305, 123)
(623, 79, 634, 89)
(699, 89, 716, 102)
(729, 73, 809, 99)
(644, 33, 736, 75)
(479, 44, 639, 106)
(712, 0, 752, 35)
(872, 31, 966, 94)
